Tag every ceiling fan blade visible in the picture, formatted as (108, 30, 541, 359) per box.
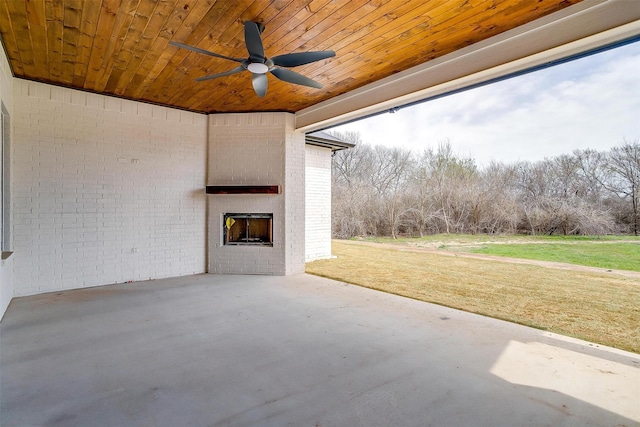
(169, 41, 243, 63)
(252, 73, 268, 97)
(271, 51, 336, 67)
(195, 66, 246, 82)
(244, 21, 265, 63)
(270, 68, 323, 89)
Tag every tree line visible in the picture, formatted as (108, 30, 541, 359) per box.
(330, 132, 640, 238)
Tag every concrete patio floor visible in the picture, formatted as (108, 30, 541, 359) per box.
(1, 274, 639, 427)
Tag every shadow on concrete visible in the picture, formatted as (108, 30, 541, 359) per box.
(1, 274, 638, 426)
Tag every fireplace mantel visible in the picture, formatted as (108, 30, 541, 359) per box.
(205, 185, 281, 195)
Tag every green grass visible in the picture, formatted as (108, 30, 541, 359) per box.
(468, 242, 640, 272)
(355, 234, 640, 272)
(358, 233, 640, 244)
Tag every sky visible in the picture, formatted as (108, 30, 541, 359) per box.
(331, 40, 640, 167)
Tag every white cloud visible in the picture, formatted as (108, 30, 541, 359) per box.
(332, 41, 640, 166)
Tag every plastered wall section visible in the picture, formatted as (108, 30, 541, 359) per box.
(207, 112, 305, 275)
(11, 80, 207, 296)
(304, 145, 332, 262)
(0, 45, 14, 319)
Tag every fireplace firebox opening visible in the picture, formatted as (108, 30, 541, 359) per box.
(223, 213, 273, 246)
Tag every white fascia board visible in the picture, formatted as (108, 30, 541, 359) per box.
(295, 0, 640, 132)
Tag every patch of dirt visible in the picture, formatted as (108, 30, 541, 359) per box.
(339, 240, 640, 280)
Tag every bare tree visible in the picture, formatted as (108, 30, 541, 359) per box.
(419, 141, 477, 234)
(331, 132, 370, 188)
(515, 156, 616, 236)
(330, 138, 373, 238)
(574, 149, 608, 200)
(374, 147, 415, 238)
(475, 162, 520, 234)
(330, 131, 632, 239)
(605, 140, 640, 235)
(407, 157, 438, 236)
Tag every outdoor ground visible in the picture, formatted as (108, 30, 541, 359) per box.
(2, 274, 639, 426)
(344, 235, 640, 278)
(305, 236, 640, 353)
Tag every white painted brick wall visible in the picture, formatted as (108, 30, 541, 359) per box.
(208, 113, 304, 275)
(285, 125, 306, 274)
(0, 46, 14, 319)
(11, 80, 207, 296)
(305, 145, 332, 262)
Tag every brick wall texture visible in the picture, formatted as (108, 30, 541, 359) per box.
(305, 145, 332, 261)
(11, 80, 208, 296)
(5, 78, 324, 298)
(207, 113, 305, 275)
(0, 45, 14, 317)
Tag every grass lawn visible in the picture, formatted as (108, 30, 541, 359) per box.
(468, 242, 640, 272)
(306, 240, 640, 353)
(363, 234, 640, 244)
(360, 234, 640, 272)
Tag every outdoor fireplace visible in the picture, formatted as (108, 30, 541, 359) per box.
(223, 213, 273, 246)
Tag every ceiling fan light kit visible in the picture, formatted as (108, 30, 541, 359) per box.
(170, 21, 335, 97)
(247, 63, 269, 74)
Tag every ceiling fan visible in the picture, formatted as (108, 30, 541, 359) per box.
(170, 21, 336, 97)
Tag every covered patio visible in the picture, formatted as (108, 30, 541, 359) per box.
(1, 1, 640, 425)
(2, 274, 638, 426)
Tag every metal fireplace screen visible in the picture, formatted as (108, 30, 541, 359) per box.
(223, 213, 273, 246)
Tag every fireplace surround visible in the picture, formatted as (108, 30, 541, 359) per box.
(207, 112, 305, 275)
(223, 213, 273, 246)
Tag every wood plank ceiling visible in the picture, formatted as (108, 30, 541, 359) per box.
(0, 0, 583, 114)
